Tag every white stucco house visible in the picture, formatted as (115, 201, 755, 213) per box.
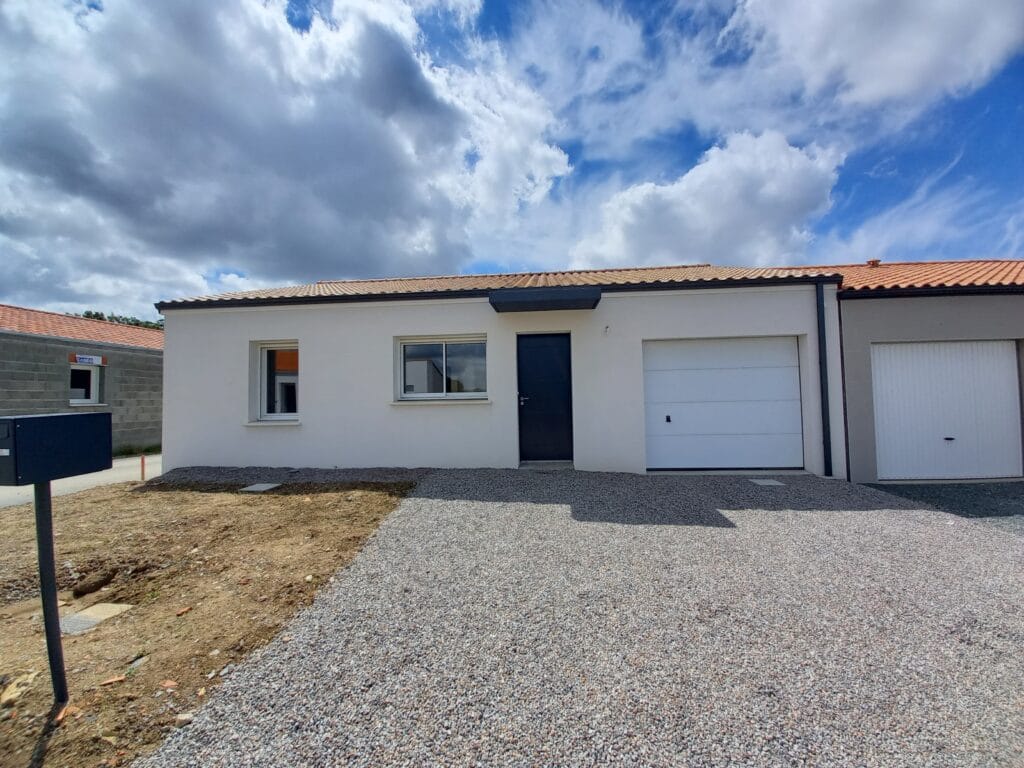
(156, 265, 848, 478)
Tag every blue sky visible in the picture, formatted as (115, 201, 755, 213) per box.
(1, 0, 1022, 317)
(823, 56, 1024, 238)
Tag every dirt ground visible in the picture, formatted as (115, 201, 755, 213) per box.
(0, 480, 411, 768)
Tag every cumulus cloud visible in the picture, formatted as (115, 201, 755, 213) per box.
(0, 0, 567, 316)
(729, 0, 1024, 107)
(433, 37, 571, 230)
(1, 0, 1021, 318)
(507, 1, 1022, 269)
(572, 132, 842, 268)
(507, 0, 1024, 160)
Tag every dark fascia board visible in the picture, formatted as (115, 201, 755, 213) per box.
(489, 286, 601, 312)
(154, 288, 490, 312)
(155, 274, 842, 312)
(598, 274, 841, 294)
(839, 285, 1024, 300)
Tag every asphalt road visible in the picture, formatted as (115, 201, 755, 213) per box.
(0, 454, 162, 508)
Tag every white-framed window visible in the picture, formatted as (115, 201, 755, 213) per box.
(398, 337, 487, 399)
(69, 364, 100, 405)
(252, 342, 299, 420)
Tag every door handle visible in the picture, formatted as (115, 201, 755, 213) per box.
(943, 436, 955, 441)
(519, 394, 530, 406)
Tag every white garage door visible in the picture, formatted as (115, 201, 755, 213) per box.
(643, 337, 804, 469)
(871, 341, 1023, 480)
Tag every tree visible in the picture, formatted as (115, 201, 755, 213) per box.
(77, 310, 164, 330)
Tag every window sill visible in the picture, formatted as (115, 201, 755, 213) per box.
(69, 402, 106, 407)
(391, 398, 491, 406)
(244, 420, 301, 427)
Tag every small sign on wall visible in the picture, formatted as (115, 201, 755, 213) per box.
(68, 354, 107, 366)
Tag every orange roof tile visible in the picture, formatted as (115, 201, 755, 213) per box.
(154, 258, 1024, 311)
(795, 259, 1024, 292)
(0, 304, 164, 350)
(156, 264, 841, 309)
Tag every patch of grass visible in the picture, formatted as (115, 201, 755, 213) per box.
(112, 444, 161, 458)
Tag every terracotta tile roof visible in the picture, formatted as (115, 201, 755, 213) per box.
(793, 259, 1024, 293)
(154, 258, 1024, 311)
(155, 264, 841, 309)
(0, 304, 164, 350)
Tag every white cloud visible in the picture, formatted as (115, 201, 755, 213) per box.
(730, 0, 1024, 107)
(0, 0, 567, 317)
(1, 0, 1022, 319)
(409, 0, 482, 27)
(505, 1, 1022, 270)
(572, 131, 843, 268)
(507, 0, 1024, 161)
(814, 166, 1023, 264)
(998, 206, 1024, 259)
(428, 35, 571, 225)
(507, 1, 718, 158)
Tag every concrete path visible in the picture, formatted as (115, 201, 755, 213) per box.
(0, 454, 161, 508)
(140, 470, 1023, 767)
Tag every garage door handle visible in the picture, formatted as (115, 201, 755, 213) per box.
(944, 436, 955, 441)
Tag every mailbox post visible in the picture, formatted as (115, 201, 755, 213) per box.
(34, 481, 67, 702)
(0, 413, 113, 704)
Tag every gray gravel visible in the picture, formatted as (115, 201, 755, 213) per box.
(869, 481, 1024, 536)
(138, 470, 1024, 767)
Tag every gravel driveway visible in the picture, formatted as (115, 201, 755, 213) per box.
(140, 470, 1024, 767)
(869, 481, 1024, 537)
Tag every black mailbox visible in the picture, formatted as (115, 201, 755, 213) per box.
(0, 413, 112, 486)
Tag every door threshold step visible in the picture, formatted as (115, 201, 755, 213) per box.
(646, 469, 810, 476)
(518, 461, 574, 471)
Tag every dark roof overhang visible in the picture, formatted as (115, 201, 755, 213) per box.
(488, 286, 602, 312)
(838, 285, 1024, 299)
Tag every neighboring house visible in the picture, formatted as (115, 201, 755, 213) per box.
(0, 304, 164, 453)
(157, 267, 848, 477)
(820, 260, 1024, 484)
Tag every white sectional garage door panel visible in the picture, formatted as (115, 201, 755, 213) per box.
(643, 337, 804, 469)
(871, 341, 1023, 480)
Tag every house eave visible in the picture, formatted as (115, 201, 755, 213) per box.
(838, 285, 1024, 300)
(155, 274, 841, 313)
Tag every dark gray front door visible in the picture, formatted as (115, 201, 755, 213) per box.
(517, 333, 573, 461)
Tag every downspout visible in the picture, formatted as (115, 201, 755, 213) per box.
(815, 283, 833, 477)
(837, 295, 852, 482)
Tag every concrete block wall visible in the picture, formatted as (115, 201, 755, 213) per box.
(0, 331, 163, 453)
